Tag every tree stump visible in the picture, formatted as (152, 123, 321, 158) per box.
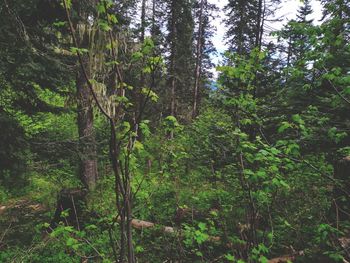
(49, 188, 87, 231)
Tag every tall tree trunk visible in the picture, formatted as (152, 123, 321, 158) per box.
(237, 3, 245, 55)
(169, 0, 177, 138)
(192, 0, 204, 119)
(255, 0, 263, 50)
(253, 0, 265, 99)
(258, 0, 266, 51)
(152, 0, 155, 32)
(77, 56, 98, 190)
(140, 0, 147, 42)
(74, 1, 99, 191)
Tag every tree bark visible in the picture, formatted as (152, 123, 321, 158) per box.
(169, 0, 177, 138)
(77, 56, 98, 190)
(74, 1, 99, 191)
(255, 0, 263, 50)
(140, 0, 147, 42)
(49, 188, 87, 230)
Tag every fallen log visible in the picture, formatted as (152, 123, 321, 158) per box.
(127, 218, 175, 233)
(117, 217, 228, 245)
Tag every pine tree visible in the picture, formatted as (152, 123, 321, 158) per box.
(192, 0, 217, 118)
(166, 0, 194, 121)
(224, 0, 256, 54)
(224, 0, 281, 54)
(281, 0, 314, 67)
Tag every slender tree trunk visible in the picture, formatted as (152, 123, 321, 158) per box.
(151, 0, 156, 41)
(169, 0, 177, 138)
(109, 121, 126, 262)
(126, 179, 135, 262)
(258, 0, 266, 51)
(152, 0, 155, 32)
(253, 0, 265, 99)
(192, 0, 204, 119)
(255, 0, 263, 50)
(140, 0, 147, 42)
(170, 70, 176, 116)
(237, 3, 245, 55)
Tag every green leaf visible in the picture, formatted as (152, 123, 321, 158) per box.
(258, 51, 266, 60)
(98, 20, 111, 31)
(96, 3, 106, 14)
(278, 122, 292, 133)
(108, 14, 118, 24)
(70, 47, 88, 54)
(198, 222, 206, 231)
(61, 209, 70, 218)
(135, 245, 144, 253)
(292, 114, 304, 125)
(141, 87, 158, 102)
(195, 251, 203, 257)
(63, 0, 72, 9)
(194, 231, 209, 244)
(256, 170, 267, 179)
(344, 86, 350, 95)
(132, 51, 143, 61)
(139, 120, 151, 137)
(134, 140, 144, 151)
(224, 253, 235, 261)
(52, 21, 67, 27)
(85, 224, 97, 230)
(66, 237, 77, 247)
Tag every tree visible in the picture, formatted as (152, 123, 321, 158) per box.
(73, 0, 100, 190)
(166, 0, 194, 122)
(192, 0, 217, 118)
(63, 1, 164, 261)
(224, 0, 281, 54)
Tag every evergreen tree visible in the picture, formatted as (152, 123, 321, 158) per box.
(280, 0, 314, 67)
(224, 0, 256, 54)
(0, 0, 72, 114)
(224, 0, 281, 55)
(192, 0, 217, 118)
(166, 0, 195, 120)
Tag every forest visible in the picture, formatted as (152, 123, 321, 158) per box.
(0, 0, 349, 262)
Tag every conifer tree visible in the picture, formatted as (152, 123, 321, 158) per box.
(166, 0, 194, 120)
(192, 0, 217, 118)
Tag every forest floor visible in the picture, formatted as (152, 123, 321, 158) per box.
(0, 198, 49, 250)
(0, 198, 299, 263)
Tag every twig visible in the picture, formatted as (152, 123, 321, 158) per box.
(71, 195, 80, 231)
